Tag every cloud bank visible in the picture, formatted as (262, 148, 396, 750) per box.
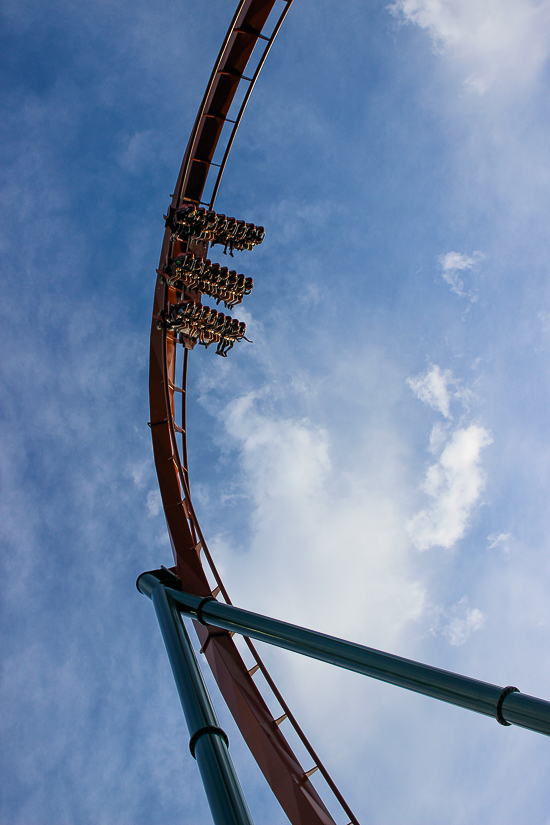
(216, 388, 425, 651)
(390, 0, 550, 94)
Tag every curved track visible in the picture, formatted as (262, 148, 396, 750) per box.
(149, 3, 358, 823)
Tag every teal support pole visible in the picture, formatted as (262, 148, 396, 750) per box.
(137, 570, 550, 738)
(138, 573, 254, 825)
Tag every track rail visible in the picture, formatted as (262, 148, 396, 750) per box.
(149, 3, 358, 823)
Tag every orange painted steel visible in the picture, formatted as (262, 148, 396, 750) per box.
(149, 2, 359, 823)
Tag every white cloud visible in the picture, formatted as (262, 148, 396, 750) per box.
(407, 364, 472, 419)
(407, 424, 493, 550)
(429, 596, 486, 645)
(439, 251, 483, 273)
(487, 531, 511, 552)
(407, 364, 454, 418)
(438, 250, 484, 300)
(146, 489, 161, 517)
(217, 390, 425, 652)
(428, 420, 449, 453)
(129, 459, 151, 489)
(407, 366, 489, 551)
(389, 0, 550, 94)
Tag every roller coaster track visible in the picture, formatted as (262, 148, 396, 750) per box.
(149, 2, 359, 823)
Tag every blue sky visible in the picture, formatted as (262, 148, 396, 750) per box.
(2, 0, 550, 822)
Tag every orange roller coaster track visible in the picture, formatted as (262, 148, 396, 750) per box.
(147, 2, 359, 823)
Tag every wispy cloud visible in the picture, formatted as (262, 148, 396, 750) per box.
(407, 365, 491, 551)
(428, 596, 486, 645)
(407, 363, 472, 419)
(438, 251, 484, 301)
(407, 364, 454, 418)
(146, 489, 161, 517)
(487, 531, 511, 553)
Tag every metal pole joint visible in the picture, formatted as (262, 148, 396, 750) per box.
(138, 574, 254, 825)
(496, 686, 519, 726)
(189, 725, 230, 758)
(138, 570, 550, 739)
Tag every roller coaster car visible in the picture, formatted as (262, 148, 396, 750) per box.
(166, 300, 248, 356)
(163, 254, 254, 309)
(165, 204, 265, 252)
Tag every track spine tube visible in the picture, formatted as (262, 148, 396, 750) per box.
(148, 3, 359, 822)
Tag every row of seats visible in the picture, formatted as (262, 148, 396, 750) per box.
(166, 300, 248, 356)
(165, 204, 265, 253)
(162, 254, 253, 309)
